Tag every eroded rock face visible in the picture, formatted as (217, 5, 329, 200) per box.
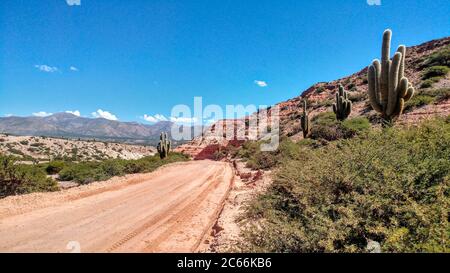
(177, 37, 450, 159)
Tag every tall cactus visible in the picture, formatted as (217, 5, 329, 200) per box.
(368, 29, 415, 122)
(157, 132, 171, 159)
(300, 100, 311, 138)
(333, 84, 352, 121)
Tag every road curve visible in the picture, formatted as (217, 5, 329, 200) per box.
(0, 160, 234, 253)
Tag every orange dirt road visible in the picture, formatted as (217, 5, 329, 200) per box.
(0, 160, 234, 253)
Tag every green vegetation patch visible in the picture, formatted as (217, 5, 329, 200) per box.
(58, 153, 189, 184)
(422, 46, 450, 68)
(0, 155, 58, 198)
(241, 118, 450, 253)
(422, 66, 450, 80)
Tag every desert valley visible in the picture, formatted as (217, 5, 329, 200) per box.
(1, 32, 449, 253)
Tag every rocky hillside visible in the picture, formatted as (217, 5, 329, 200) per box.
(177, 36, 450, 158)
(0, 134, 156, 162)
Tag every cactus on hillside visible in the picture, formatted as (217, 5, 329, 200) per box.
(300, 100, 311, 138)
(333, 84, 352, 121)
(157, 132, 171, 159)
(367, 29, 415, 122)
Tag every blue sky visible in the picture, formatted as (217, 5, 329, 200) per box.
(0, 0, 449, 123)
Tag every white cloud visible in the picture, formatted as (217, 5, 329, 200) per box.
(254, 80, 268, 87)
(143, 114, 198, 124)
(170, 117, 198, 124)
(33, 111, 53, 117)
(367, 0, 381, 5)
(66, 0, 81, 6)
(143, 114, 168, 123)
(66, 110, 81, 116)
(91, 109, 118, 121)
(69, 66, 79, 72)
(35, 65, 59, 73)
(204, 119, 216, 124)
(4, 114, 13, 117)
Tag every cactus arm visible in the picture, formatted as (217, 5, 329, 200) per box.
(368, 64, 383, 113)
(397, 77, 408, 98)
(345, 101, 352, 117)
(300, 100, 310, 138)
(386, 52, 402, 117)
(397, 45, 406, 83)
(404, 87, 414, 101)
(393, 98, 405, 117)
(380, 29, 392, 109)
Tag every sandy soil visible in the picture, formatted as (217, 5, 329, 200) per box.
(198, 160, 273, 252)
(0, 160, 234, 253)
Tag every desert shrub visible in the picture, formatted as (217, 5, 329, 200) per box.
(422, 66, 450, 80)
(122, 159, 151, 174)
(45, 160, 66, 175)
(315, 99, 333, 108)
(404, 95, 435, 112)
(316, 86, 326, 93)
(19, 140, 29, 145)
(59, 153, 188, 184)
(0, 155, 58, 198)
(420, 88, 450, 103)
(342, 117, 370, 134)
(100, 160, 125, 177)
(59, 162, 106, 184)
(422, 46, 450, 67)
(348, 92, 367, 102)
(310, 124, 348, 141)
(346, 83, 356, 91)
(30, 143, 44, 147)
(237, 141, 261, 160)
(310, 112, 361, 141)
(312, 112, 337, 126)
(420, 76, 443, 89)
(246, 152, 279, 170)
(241, 118, 450, 253)
(238, 138, 302, 170)
(8, 148, 24, 156)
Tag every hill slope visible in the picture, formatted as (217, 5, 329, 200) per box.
(177, 36, 450, 158)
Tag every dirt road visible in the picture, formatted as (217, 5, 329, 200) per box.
(0, 160, 234, 253)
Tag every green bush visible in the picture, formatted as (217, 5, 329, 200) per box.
(404, 95, 435, 112)
(420, 88, 450, 103)
(422, 66, 450, 80)
(309, 113, 368, 141)
(0, 155, 58, 198)
(342, 117, 370, 134)
(349, 92, 367, 102)
(312, 112, 337, 126)
(420, 80, 433, 89)
(45, 160, 66, 175)
(58, 153, 189, 184)
(420, 76, 443, 89)
(238, 138, 303, 170)
(100, 160, 125, 177)
(241, 118, 450, 253)
(422, 46, 450, 67)
(310, 124, 349, 141)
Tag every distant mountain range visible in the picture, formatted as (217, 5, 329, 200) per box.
(0, 113, 200, 146)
